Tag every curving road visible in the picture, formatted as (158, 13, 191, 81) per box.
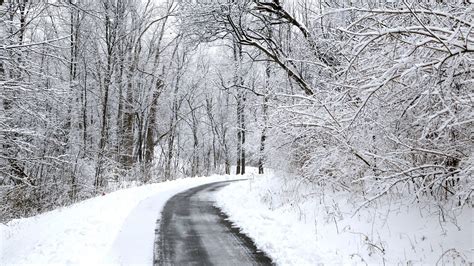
(154, 181, 272, 266)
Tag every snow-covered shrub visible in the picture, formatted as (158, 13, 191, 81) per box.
(261, 1, 473, 210)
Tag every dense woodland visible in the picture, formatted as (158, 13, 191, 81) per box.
(0, 0, 472, 221)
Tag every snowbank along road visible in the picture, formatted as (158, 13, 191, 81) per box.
(155, 181, 273, 265)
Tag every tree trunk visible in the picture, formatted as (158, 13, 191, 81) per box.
(145, 83, 162, 165)
(259, 60, 271, 175)
(258, 95, 268, 175)
(234, 41, 246, 175)
(95, 1, 118, 189)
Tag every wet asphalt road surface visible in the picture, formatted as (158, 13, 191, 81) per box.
(154, 181, 273, 266)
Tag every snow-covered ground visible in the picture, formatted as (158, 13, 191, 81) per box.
(2, 169, 471, 265)
(0, 174, 238, 265)
(215, 172, 473, 265)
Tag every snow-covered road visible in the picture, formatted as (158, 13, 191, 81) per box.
(156, 181, 272, 265)
(0, 175, 239, 265)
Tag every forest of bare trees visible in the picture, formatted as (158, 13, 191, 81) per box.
(1, 0, 472, 222)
